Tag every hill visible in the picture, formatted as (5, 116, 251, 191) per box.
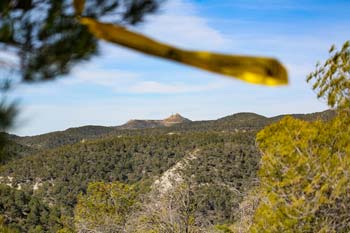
(119, 113, 191, 129)
(0, 110, 335, 231)
(10, 125, 115, 150)
(8, 110, 333, 152)
(9, 114, 191, 150)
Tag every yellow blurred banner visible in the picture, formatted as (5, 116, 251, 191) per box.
(79, 18, 288, 86)
(73, 0, 288, 85)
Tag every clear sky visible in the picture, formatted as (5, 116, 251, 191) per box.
(8, 0, 350, 136)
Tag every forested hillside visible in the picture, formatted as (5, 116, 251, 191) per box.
(0, 110, 334, 232)
(0, 139, 39, 165)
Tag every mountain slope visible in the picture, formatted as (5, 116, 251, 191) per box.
(11, 125, 115, 150)
(0, 140, 39, 164)
(10, 114, 191, 150)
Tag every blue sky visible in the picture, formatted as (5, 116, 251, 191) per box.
(7, 0, 350, 136)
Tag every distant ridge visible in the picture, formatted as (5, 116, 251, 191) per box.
(7, 110, 333, 150)
(217, 112, 267, 122)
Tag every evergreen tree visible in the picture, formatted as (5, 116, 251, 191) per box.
(249, 41, 350, 232)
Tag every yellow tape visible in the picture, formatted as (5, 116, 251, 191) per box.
(79, 18, 288, 86)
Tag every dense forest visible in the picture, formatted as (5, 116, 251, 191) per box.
(0, 110, 333, 232)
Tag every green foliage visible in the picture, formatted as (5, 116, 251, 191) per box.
(0, 139, 38, 164)
(307, 41, 350, 109)
(75, 181, 137, 232)
(57, 228, 75, 233)
(247, 41, 350, 233)
(12, 125, 116, 150)
(0, 215, 19, 233)
(128, 135, 261, 232)
(181, 141, 260, 225)
(1, 132, 238, 213)
(0, 100, 18, 161)
(0, 100, 17, 131)
(0, 0, 160, 82)
(0, 184, 63, 232)
(0, 130, 262, 231)
(215, 224, 234, 233)
(250, 116, 350, 232)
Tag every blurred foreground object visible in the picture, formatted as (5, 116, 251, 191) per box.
(0, 0, 160, 81)
(0, 0, 160, 154)
(74, 0, 288, 86)
(307, 41, 350, 110)
(80, 17, 288, 86)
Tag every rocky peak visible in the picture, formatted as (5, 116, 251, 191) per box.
(120, 113, 191, 129)
(163, 113, 191, 125)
